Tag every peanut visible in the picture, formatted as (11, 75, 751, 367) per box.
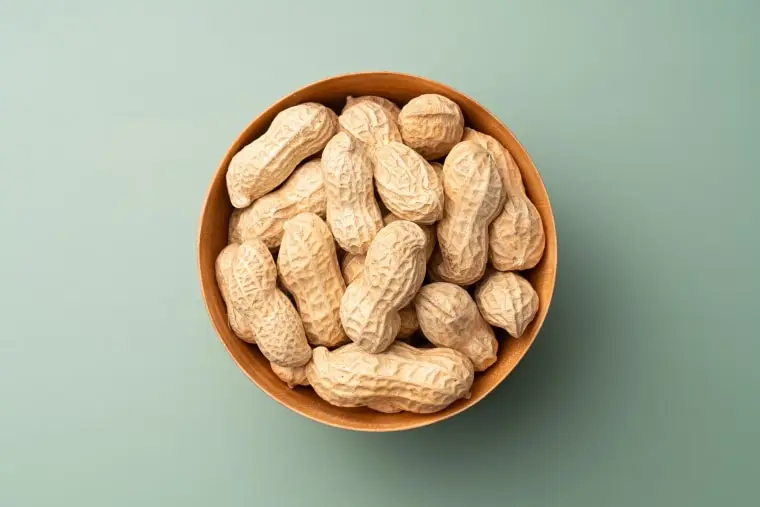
(430, 141, 503, 285)
(226, 103, 338, 208)
(374, 142, 444, 224)
(343, 95, 401, 123)
(340, 220, 427, 353)
(489, 194, 546, 271)
(340, 253, 365, 285)
(214, 244, 255, 342)
(229, 239, 311, 367)
(398, 94, 464, 160)
(321, 132, 384, 254)
(414, 282, 498, 371)
(475, 271, 538, 338)
(462, 128, 525, 199)
(339, 101, 402, 146)
(460, 130, 545, 270)
(271, 363, 310, 389)
(277, 213, 348, 348)
(340, 233, 420, 340)
(228, 158, 326, 247)
(383, 212, 435, 261)
(397, 305, 420, 340)
(306, 342, 474, 413)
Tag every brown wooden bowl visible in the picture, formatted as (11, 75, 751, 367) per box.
(198, 72, 557, 432)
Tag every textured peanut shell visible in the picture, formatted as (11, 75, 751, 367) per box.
(228, 159, 326, 247)
(271, 363, 309, 389)
(397, 305, 420, 339)
(277, 213, 348, 348)
(226, 103, 338, 208)
(462, 128, 526, 199)
(339, 101, 402, 146)
(229, 239, 311, 367)
(489, 194, 546, 271)
(340, 253, 365, 285)
(374, 142, 444, 224)
(414, 283, 498, 371)
(342, 95, 401, 123)
(475, 271, 539, 338)
(306, 342, 474, 413)
(431, 141, 503, 285)
(214, 244, 255, 342)
(341, 240, 419, 339)
(384, 213, 435, 261)
(340, 221, 427, 353)
(321, 132, 384, 254)
(398, 94, 464, 160)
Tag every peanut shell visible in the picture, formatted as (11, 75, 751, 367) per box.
(475, 271, 538, 338)
(339, 101, 402, 146)
(374, 142, 444, 224)
(306, 342, 474, 414)
(414, 282, 498, 371)
(226, 103, 337, 208)
(430, 141, 502, 285)
(340, 220, 427, 353)
(321, 132, 384, 254)
(277, 213, 348, 348)
(398, 94, 464, 160)
(228, 158, 326, 247)
(229, 239, 311, 367)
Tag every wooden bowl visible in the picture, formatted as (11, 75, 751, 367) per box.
(198, 72, 557, 432)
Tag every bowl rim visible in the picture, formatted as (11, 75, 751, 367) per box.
(197, 70, 558, 432)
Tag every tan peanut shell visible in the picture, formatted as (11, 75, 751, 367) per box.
(414, 283, 498, 371)
(397, 305, 420, 339)
(343, 95, 401, 123)
(430, 161, 443, 179)
(321, 132, 384, 254)
(226, 103, 338, 208)
(475, 271, 539, 338)
(398, 94, 464, 160)
(430, 141, 503, 285)
(460, 129, 545, 270)
(306, 342, 474, 413)
(271, 363, 309, 389)
(339, 101, 402, 146)
(341, 237, 419, 339)
(229, 239, 311, 367)
(277, 213, 348, 348)
(340, 220, 427, 353)
(489, 194, 546, 271)
(462, 128, 526, 199)
(228, 159, 326, 247)
(384, 213, 435, 261)
(340, 253, 365, 285)
(214, 244, 255, 342)
(374, 142, 444, 224)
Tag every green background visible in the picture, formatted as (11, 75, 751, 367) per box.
(2, 1, 758, 505)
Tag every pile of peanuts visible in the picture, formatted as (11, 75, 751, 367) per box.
(216, 94, 545, 414)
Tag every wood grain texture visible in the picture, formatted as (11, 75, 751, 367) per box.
(198, 72, 557, 432)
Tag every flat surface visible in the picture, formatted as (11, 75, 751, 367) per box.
(1, 1, 758, 505)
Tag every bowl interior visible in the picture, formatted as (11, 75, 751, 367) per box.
(198, 72, 557, 431)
